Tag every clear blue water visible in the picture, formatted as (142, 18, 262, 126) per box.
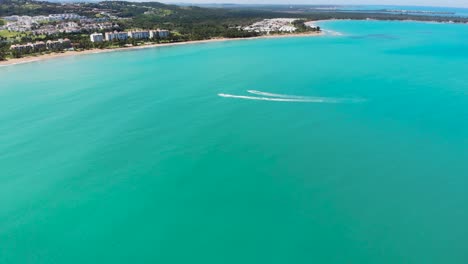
(1, 20, 468, 263)
(340, 5, 468, 17)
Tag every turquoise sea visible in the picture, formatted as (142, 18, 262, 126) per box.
(340, 5, 468, 17)
(1, 20, 468, 263)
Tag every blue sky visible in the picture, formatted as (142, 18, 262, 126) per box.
(159, 0, 468, 8)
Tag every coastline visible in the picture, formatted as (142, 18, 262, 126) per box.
(313, 18, 468, 25)
(0, 31, 322, 67)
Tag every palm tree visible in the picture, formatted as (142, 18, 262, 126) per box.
(0, 37, 10, 61)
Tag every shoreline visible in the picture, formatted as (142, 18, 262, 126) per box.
(0, 32, 322, 67)
(3, 18, 468, 67)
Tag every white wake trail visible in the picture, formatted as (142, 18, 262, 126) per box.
(247, 90, 311, 99)
(218, 93, 337, 103)
(246, 90, 364, 103)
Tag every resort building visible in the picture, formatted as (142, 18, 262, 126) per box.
(33, 41, 47, 52)
(149, 29, 170, 39)
(90, 33, 104, 42)
(89, 29, 170, 43)
(105, 31, 129, 41)
(128, 31, 150, 39)
(243, 18, 299, 33)
(10, 43, 34, 54)
(61, 39, 72, 49)
(46, 39, 72, 51)
(10, 39, 69, 55)
(158, 29, 170, 38)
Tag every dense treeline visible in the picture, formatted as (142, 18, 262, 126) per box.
(0, 38, 9, 60)
(293, 20, 320, 33)
(2, 0, 468, 24)
(302, 12, 468, 23)
(1, 0, 66, 16)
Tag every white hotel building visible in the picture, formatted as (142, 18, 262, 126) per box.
(90, 33, 104, 42)
(128, 31, 150, 39)
(105, 31, 129, 41)
(150, 29, 170, 39)
(93, 29, 170, 43)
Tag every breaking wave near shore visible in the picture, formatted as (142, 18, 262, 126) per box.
(219, 90, 364, 103)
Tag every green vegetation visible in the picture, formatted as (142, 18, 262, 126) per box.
(0, 0, 63, 16)
(2, 0, 468, 23)
(0, 30, 24, 39)
(0, 37, 9, 61)
(293, 20, 320, 33)
(0, 30, 49, 44)
(0, 19, 5, 26)
(2, 0, 468, 60)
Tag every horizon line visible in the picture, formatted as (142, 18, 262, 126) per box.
(156, 1, 468, 8)
(42, 0, 468, 9)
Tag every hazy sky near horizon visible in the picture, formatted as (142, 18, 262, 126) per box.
(159, 0, 468, 8)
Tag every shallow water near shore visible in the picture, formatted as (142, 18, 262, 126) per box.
(1, 20, 468, 263)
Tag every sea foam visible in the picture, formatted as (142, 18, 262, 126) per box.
(219, 90, 364, 103)
(218, 93, 340, 103)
